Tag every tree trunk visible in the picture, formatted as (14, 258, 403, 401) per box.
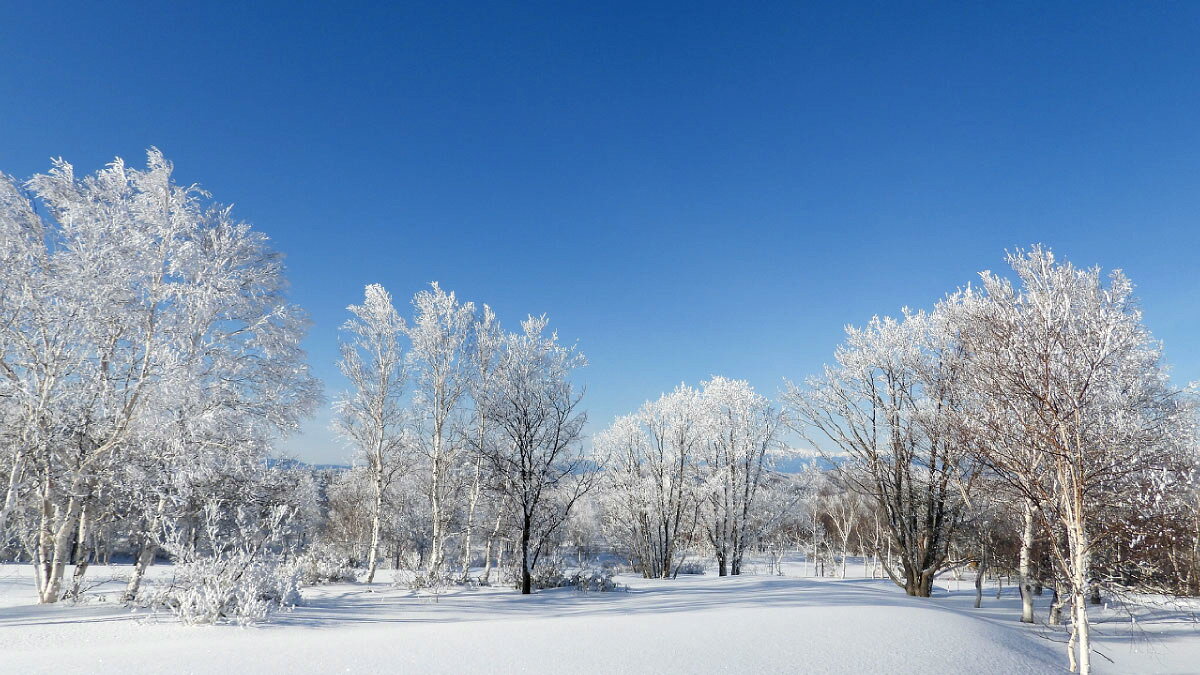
(0, 447, 25, 537)
(1019, 499, 1036, 623)
(975, 546, 987, 608)
(974, 565, 985, 608)
(38, 493, 82, 604)
(1070, 536, 1093, 673)
(461, 460, 482, 582)
(916, 569, 935, 597)
(123, 542, 157, 602)
(366, 475, 384, 584)
(520, 517, 532, 595)
(1072, 588, 1092, 674)
(481, 512, 502, 585)
(429, 420, 447, 580)
(69, 502, 92, 599)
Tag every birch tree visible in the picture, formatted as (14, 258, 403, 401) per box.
(958, 247, 1194, 674)
(461, 305, 502, 581)
(0, 150, 317, 602)
(334, 284, 408, 584)
(406, 283, 475, 579)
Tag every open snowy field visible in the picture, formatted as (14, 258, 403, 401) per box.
(3, 562, 1198, 674)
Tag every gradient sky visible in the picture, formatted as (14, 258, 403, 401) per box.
(3, 2, 1199, 464)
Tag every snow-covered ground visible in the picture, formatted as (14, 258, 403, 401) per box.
(2, 560, 1198, 674)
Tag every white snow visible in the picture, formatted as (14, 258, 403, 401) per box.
(2, 561, 1197, 674)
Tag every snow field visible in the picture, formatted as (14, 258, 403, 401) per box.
(3, 562, 1198, 674)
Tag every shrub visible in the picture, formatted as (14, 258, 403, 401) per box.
(524, 559, 621, 592)
(146, 502, 301, 625)
(294, 545, 358, 585)
(674, 560, 706, 575)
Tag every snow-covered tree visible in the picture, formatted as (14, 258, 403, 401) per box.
(405, 283, 475, 580)
(957, 247, 1195, 674)
(698, 377, 784, 576)
(595, 384, 705, 578)
(476, 316, 592, 594)
(0, 150, 318, 603)
(785, 302, 977, 597)
(460, 305, 503, 581)
(334, 283, 409, 583)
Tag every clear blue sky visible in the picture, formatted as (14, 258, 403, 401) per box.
(3, 2, 1199, 464)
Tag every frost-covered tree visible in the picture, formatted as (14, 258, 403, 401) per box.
(699, 377, 784, 576)
(334, 284, 409, 583)
(595, 384, 705, 578)
(957, 247, 1194, 674)
(476, 316, 592, 594)
(0, 151, 317, 603)
(460, 306, 502, 581)
(406, 283, 475, 579)
(785, 302, 977, 597)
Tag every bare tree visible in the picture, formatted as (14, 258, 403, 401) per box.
(476, 316, 592, 594)
(785, 302, 977, 597)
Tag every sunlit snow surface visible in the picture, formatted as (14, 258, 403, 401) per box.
(2, 560, 1197, 674)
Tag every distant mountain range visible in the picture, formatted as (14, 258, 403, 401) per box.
(266, 457, 351, 472)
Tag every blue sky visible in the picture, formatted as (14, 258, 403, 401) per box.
(3, 2, 1199, 464)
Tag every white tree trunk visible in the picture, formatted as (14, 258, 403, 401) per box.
(123, 543, 157, 602)
(0, 447, 26, 536)
(1019, 499, 1036, 623)
(429, 422, 446, 579)
(38, 496, 81, 603)
(69, 502, 92, 598)
(460, 460, 482, 581)
(1068, 517, 1093, 674)
(481, 512, 502, 585)
(365, 474, 385, 584)
(1072, 587, 1092, 674)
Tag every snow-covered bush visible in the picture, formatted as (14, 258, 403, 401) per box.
(148, 551, 301, 625)
(525, 561, 570, 590)
(293, 544, 358, 585)
(522, 559, 621, 592)
(391, 552, 453, 600)
(674, 560, 706, 576)
(147, 501, 302, 625)
(569, 566, 620, 593)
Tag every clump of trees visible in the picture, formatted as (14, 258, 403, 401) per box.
(0, 150, 320, 617)
(330, 284, 592, 594)
(784, 247, 1198, 674)
(593, 378, 784, 579)
(955, 248, 1194, 673)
